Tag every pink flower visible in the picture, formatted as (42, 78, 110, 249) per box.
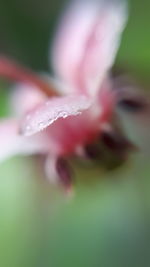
(0, 0, 128, 190)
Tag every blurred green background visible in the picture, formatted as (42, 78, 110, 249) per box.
(0, 0, 150, 266)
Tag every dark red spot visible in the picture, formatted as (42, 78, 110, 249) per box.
(56, 158, 73, 189)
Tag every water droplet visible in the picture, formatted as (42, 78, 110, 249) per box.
(38, 122, 44, 129)
(61, 111, 68, 118)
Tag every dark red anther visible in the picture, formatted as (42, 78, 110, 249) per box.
(84, 143, 101, 160)
(117, 98, 147, 112)
(100, 129, 136, 155)
(56, 158, 73, 190)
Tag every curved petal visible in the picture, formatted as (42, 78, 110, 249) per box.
(0, 119, 50, 162)
(51, 0, 127, 96)
(10, 83, 46, 117)
(20, 95, 91, 136)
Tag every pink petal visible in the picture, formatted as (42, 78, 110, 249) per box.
(10, 83, 46, 117)
(51, 0, 127, 96)
(0, 119, 50, 162)
(43, 107, 101, 155)
(20, 95, 91, 136)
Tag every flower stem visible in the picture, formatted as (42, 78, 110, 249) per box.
(0, 56, 58, 97)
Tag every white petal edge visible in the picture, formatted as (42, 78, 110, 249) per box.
(20, 95, 91, 136)
(0, 119, 50, 162)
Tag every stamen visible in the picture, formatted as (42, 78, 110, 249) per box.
(56, 157, 73, 191)
(117, 98, 147, 112)
(84, 143, 101, 159)
(101, 129, 136, 153)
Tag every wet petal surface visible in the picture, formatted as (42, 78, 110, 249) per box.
(20, 95, 91, 136)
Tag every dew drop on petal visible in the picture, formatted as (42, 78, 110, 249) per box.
(20, 95, 91, 136)
(38, 122, 44, 129)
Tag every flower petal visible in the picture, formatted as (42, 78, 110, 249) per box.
(51, 0, 127, 96)
(20, 95, 91, 136)
(10, 83, 46, 117)
(0, 119, 50, 162)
